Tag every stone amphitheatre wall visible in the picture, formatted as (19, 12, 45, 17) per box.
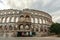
(0, 9, 52, 37)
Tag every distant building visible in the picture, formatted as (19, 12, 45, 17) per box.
(0, 9, 52, 37)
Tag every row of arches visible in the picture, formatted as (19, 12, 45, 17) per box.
(0, 17, 19, 23)
(0, 11, 20, 15)
(31, 18, 49, 24)
(30, 11, 51, 19)
(0, 14, 31, 23)
(0, 25, 49, 37)
(0, 24, 48, 32)
(0, 25, 31, 31)
(0, 17, 49, 24)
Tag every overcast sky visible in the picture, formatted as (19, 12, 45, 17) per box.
(0, 0, 60, 23)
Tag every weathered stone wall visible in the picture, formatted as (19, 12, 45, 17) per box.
(0, 9, 52, 37)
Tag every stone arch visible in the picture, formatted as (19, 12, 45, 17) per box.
(44, 26, 48, 32)
(36, 28, 39, 32)
(6, 17, 10, 23)
(12, 11, 15, 14)
(8, 12, 11, 14)
(20, 15, 24, 22)
(14, 25, 18, 30)
(31, 24, 34, 29)
(15, 17, 19, 22)
(19, 24, 24, 30)
(9, 25, 13, 30)
(35, 18, 38, 23)
(39, 18, 42, 24)
(4, 25, 8, 30)
(2, 17, 5, 23)
(25, 15, 31, 22)
(0, 25, 3, 30)
(20, 15, 24, 17)
(0, 17, 2, 23)
(40, 26, 43, 32)
(25, 15, 30, 18)
(11, 17, 15, 22)
(46, 19, 49, 24)
(25, 25, 29, 30)
(14, 17, 16, 22)
(4, 12, 6, 14)
(44, 18, 48, 24)
(31, 18, 34, 23)
(43, 19, 46, 24)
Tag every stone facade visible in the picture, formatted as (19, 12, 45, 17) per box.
(0, 9, 52, 37)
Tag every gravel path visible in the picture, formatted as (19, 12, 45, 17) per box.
(0, 37, 60, 40)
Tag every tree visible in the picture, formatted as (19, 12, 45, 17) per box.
(49, 23, 60, 34)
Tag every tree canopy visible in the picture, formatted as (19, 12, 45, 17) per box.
(49, 23, 60, 34)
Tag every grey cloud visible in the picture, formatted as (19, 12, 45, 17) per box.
(1, 0, 60, 23)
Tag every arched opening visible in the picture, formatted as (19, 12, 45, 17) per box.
(11, 17, 14, 22)
(36, 28, 39, 32)
(4, 12, 6, 14)
(17, 24, 24, 37)
(20, 15, 24, 22)
(46, 20, 49, 24)
(39, 18, 42, 23)
(20, 15, 24, 17)
(12, 11, 15, 14)
(43, 19, 46, 24)
(35, 18, 38, 23)
(40, 26, 43, 32)
(0, 25, 2, 30)
(0, 18, 1, 22)
(44, 26, 47, 32)
(31, 18, 34, 23)
(4, 25, 7, 30)
(16, 17, 19, 22)
(14, 25, 18, 30)
(8, 12, 10, 14)
(2, 17, 5, 23)
(9, 25, 12, 30)
(6, 17, 10, 23)
(25, 15, 30, 18)
(20, 25, 24, 30)
(17, 11, 19, 14)
(25, 25, 29, 30)
(25, 15, 30, 22)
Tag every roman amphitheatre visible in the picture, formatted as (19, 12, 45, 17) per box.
(0, 9, 52, 37)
